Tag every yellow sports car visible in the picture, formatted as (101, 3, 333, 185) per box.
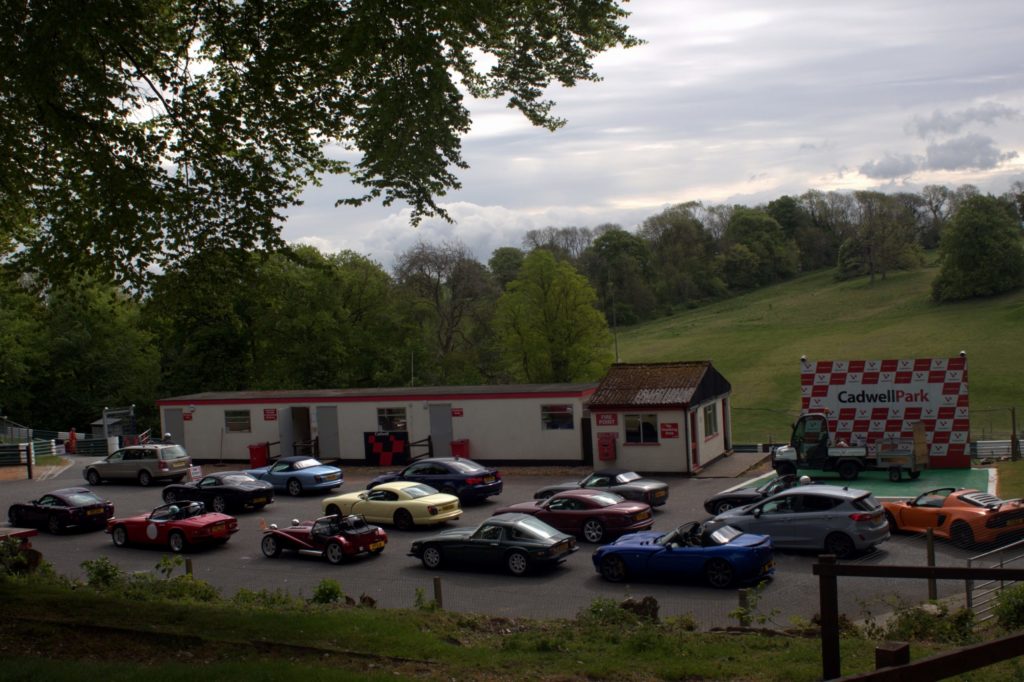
(322, 481, 461, 530)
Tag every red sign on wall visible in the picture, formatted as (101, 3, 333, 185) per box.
(660, 422, 680, 438)
(263, 408, 278, 421)
(596, 413, 618, 426)
(451, 408, 464, 417)
(182, 412, 192, 421)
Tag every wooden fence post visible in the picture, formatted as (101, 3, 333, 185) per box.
(875, 641, 910, 669)
(927, 529, 937, 600)
(819, 554, 841, 680)
(433, 575, 443, 610)
(737, 588, 751, 626)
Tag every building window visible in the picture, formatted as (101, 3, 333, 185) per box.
(224, 410, 251, 433)
(377, 408, 407, 432)
(541, 405, 574, 430)
(625, 413, 658, 444)
(703, 404, 719, 437)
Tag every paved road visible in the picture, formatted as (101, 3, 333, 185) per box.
(1, 459, 978, 627)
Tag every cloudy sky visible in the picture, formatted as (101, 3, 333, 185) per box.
(283, 0, 1024, 270)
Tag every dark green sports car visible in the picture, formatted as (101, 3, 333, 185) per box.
(408, 513, 578, 576)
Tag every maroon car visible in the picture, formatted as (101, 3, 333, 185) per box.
(260, 514, 388, 565)
(106, 501, 238, 552)
(491, 489, 654, 543)
(8, 487, 114, 534)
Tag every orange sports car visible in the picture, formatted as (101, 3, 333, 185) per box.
(883, 488, 1024, 548)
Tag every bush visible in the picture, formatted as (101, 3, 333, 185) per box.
(81, 556, 123, 589)
(883, 602, 976, 645)
(233, 587, 303, 610)
(994, 583, 1024, 630)
(310, 579, 344, 605)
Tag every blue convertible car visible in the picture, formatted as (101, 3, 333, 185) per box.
(245, 456, 343, 497)
(592, 521, 774, 589)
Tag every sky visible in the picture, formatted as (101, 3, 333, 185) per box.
(282, 0, 1024, 271)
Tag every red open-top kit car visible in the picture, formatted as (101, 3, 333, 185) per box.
(260, 514, 387, 564)
(106, 501, 238, 552)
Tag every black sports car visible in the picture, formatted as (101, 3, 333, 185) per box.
(533, 468, 670, 507)
(369, 457, 502, 502)
(7, 487, 114, 534)
(702, 475, 805, 516)
(162, 471, 274, 513)
(409, 513, 578, 576)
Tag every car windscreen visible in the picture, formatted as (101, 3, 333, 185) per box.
(587, 492, 625, 507)
(852, 494, 882, 512)
(514, 516, 561, 539)
(292, 458, 322, 470)
(403, 484, 439, 499)
(65, 491, 104, 506)
(707, 525, 744, 545)
(616, 471, 641, 483)
(159, 445, 188, 460)
(222, 474, 258, 485)
(448, 460, 487, 474)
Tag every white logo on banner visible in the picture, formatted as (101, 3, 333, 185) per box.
(881, 373, 894, 383)
(816, 374, 829, 384)
(899, 359, 913, 370)
(866, 360, 880, 371)
(956, 407, 969, 419)
(848, 373, 862, 384)
(932, 444, 949, 456)
(931, 358, 948, 371)
(833, 361, 848, 372)
(871, 420, 884, 431)
(951, 432, 967, 443)
(946, 370, 962, 382)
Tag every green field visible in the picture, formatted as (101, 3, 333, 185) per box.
(616, 263, 1024, 444)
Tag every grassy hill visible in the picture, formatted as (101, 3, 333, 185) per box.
(616, 262, 1024, 444)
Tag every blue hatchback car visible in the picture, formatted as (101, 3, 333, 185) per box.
(368, 457, 502, 502)
(246, 456, 343, 497)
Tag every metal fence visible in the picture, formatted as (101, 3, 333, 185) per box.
(965, 537, 1024, 623)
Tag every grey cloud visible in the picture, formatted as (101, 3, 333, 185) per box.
(909, 102, 1019, 138)
(858, 153, 922, 179)
(924, 134, 1019, 171)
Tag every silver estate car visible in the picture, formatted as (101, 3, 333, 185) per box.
(84, 444, 191, 487)
(704, 484, 890, 559)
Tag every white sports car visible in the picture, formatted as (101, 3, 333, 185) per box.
(322, 481, 461, 530)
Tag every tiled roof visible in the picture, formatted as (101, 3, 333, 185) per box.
(587, 362, 712, 407)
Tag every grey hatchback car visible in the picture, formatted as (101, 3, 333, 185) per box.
(704, 484, 890, 559)
(84, 444, 192, 487)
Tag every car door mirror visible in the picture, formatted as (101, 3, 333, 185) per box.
(753, 508, 762, 518)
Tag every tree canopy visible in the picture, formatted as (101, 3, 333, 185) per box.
(0, 1, 638, 286)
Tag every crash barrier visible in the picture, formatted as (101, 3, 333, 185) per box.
(971, 440, 1013, 458)
(965, 536, 1024, 624)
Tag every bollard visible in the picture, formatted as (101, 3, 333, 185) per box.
(737, 588, 751, 626)
(433, 575, 443, 610)
(926, 529, 937, 600)
(185, 558, 193, 576)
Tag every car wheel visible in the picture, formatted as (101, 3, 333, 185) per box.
(888, 467, 902, 483)
(325, 541, 345, 565)
(582, 519, 606, 544)
(111, 525, 128, 547)
(422, 545, 443, 569)
(86, 469, 102, 485)
(885, 511, 899, 533)
(287, 478, 303, 497)
(393, 509, 414, 531)
(837, 461, 859, 481)
(212, 496, 227, 513)
(506, 550, 529, 576)
(600, 555, 628, 582)
(138, 470, 153, 487)
(325, 504, 341, 517)
(168, 531, 186, 553)
(261, 534, 282, 558)
(534, 490, 554, 500)
(163, 489, 177, 503)
(46, 515, 63, 535)
(704, 558, 735, 589)
(824, 532, 856, 559)
(775, 462, 796, 477)
(714, 500, 735, 515)
(909, 470, 922, 480)
(951, 521, 975, 549)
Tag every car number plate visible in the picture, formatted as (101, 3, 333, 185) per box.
(484, 476, 495, 483)
(86, 508, 104, 516)
(1007, 518, 1024, 527)
(369, 541, 385, 551)
(253, 497, 267, 504)
(654, 490, 667, 497)
(763, 560, 775, 572)
(636, 510, 651, 520)
(211, 523, 226, 536)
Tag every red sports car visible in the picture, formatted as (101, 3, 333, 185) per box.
(883, 487, 1024, 548)
(491, 489, 654, 543)
(260, 514, 388, 564)
(106, 501, 238, 552)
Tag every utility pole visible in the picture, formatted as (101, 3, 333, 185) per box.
(1012, 406, 1020, 461)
